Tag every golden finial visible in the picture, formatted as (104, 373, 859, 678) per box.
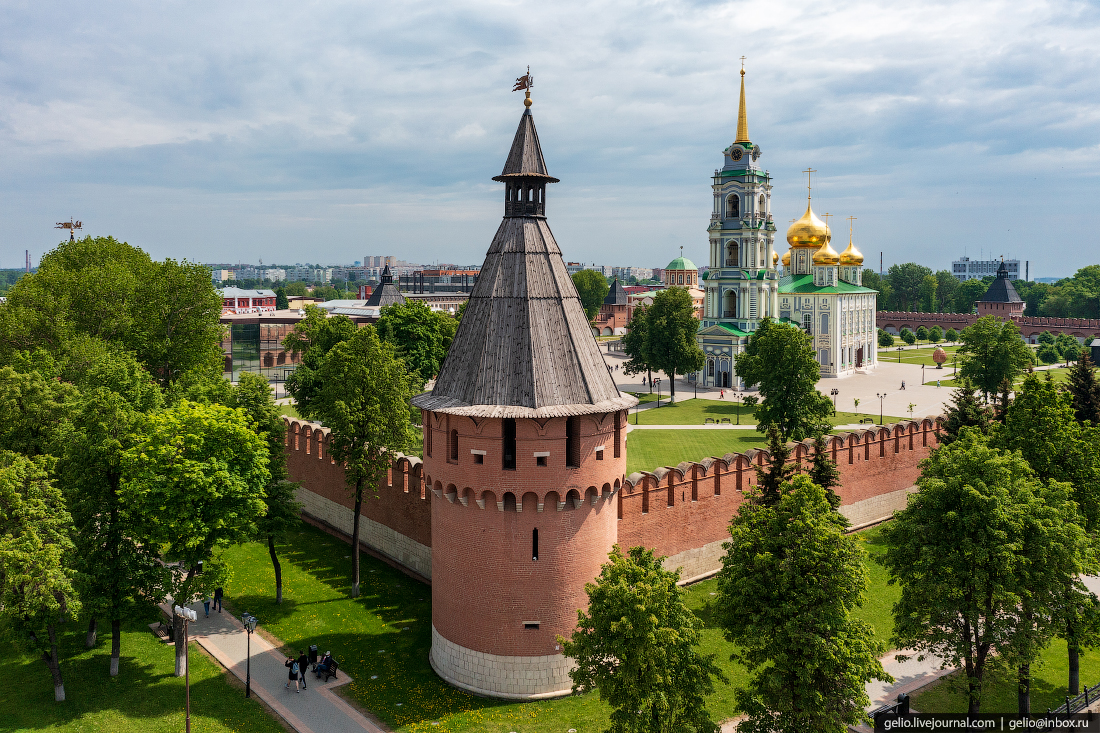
(840, 216, 863, 265)
(735, 58, 750, 144)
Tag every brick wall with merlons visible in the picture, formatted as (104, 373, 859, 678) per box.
(282, 416, 937, 581)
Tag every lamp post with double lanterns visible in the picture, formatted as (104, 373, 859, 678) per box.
(655, 378, 662, 409)
(830, 388, 839, 415)
(174, 605, 198, 733)
(734, 391, 743, 424)
(242, 613, 258, 698)
(876, 392, 887, 426)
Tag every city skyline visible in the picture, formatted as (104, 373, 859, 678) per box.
(1, 0, 1097, 278)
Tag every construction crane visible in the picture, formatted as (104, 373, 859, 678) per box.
(55, 218, 82, 241)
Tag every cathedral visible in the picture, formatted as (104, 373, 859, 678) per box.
(694, 68, 878, 388)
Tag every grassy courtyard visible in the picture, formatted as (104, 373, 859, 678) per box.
(923, 367, 1071, 389)
(630, 398, 902, 427)
(626, 429, 768, 474)
(0, 617, 284, 733)
(877, 344, 962, 366)
(214, 521, 899, 733)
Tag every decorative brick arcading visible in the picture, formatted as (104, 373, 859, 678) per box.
(877, 311, 1100, 339)
(430, 626, 574, 699)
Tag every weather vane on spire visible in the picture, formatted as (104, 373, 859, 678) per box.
(513, 66, 534, 108)
(55, 217, 82, 241)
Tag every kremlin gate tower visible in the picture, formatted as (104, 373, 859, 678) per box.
(411, 88, 638, 699)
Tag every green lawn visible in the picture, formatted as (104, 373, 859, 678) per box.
(631, 398, 902, 428)
(626, 429, 769, 474)
(912, 639, 1100, 714)
(924, 368, 1070, 389)
(877, 345, 962, 366)
(277, 403, 300, 418)
(0, 616, 283, 733)
(216, 521, 897, 733)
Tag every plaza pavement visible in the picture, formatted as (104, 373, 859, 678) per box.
(175, 601, 383, 733)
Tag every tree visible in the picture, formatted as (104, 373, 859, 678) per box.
(887, 263, 933, 311)
(120, 400, 270, 675)
(945, 328, 959, 342)
(376, 299, 458, 386)
(622, 305, 653, 388)
(880, 430, 1060, 714)
(275, 288, 289, 311)
(572, 270, 609, 321)
(734, 318, 833, 441)
(231, 372, 300, 604)
(717, 476, 889, 733)
(311, 327, 418, 597)
(0, 451, 80, 701)
(934, 270, 960, 313)
(919, 274, 938, 313)
(929, 325, 943, 343)
(937, 379, 991, 445)
(283, 281, 308, 297)
(1066, 350, 1100, 424)
(60, 385, 165, 676)
(1056, 333, 1083, 364)
(644, 288, 703, 402)
(561, 545, 725, 733)
(953, 278, 989, 314)
(915, 325, 929, 342)
(878, 331, 894, 347)
(0, 366, 79, 458)
(957, 317, 1032, 400)
(283, 307, 358, 418)
(900, 328, 916, 345)
(809, 429, 842, 511)
(754, 424, 794, 507)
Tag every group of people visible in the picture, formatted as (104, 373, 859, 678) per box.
(285, 649, 334, 692)
(202, 587, 223, 617)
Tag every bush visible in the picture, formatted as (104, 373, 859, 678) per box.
(945, 328, 959, 342)
(916, 326, 929, 341)
(1037, 344, 1060, 365)
(929, 326, 943, 343)
(1055, 334, 1082, 363)
(1038, 331, 1056, 346)
(901, 328, 917, 345)
(879, 332, 895, 348)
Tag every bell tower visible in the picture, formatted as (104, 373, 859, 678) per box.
(412, 82, 637, 700)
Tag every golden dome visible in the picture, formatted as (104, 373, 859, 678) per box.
(813, 241, 840, 266)
(772, 251, 779, 266)
(781, 250, 790, 266)
(839, 239, 864, 266)
(786, 200, 831, 249)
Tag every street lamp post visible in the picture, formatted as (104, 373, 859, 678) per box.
(735, 392, 743, 424)
(876, 393, 887, 426)
(897, 346, 903, 363)
(242, 613, 258, 698)
(174, 605, 198, 733)
(922, 364, 925, 385)
(830, 388, 839, 415)
(655, 378, 662, 409)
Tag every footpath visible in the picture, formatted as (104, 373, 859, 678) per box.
(174, 600, 383, 733)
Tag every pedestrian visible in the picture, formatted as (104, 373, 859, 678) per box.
(297, 650, 310, 690)
(203, 597, 210, 618)
(285, 656, 300, 692)
(901, 380, 906, 390)
(720, 390, 724, 400)
(315, 651, 333, 678)
(213, 587, 223, 613)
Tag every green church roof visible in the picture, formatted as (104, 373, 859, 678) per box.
(666, 256, 697, 271)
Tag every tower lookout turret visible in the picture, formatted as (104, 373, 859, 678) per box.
(412, 91, 636, 699)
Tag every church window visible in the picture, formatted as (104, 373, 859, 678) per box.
(759, 194, 765, 209)
(821, 313, 829, 335)
(727, 195, 739, 218)
(803, 313, 813, 334)
(726, 242, 738, 267)
(708, 359, 715, 377)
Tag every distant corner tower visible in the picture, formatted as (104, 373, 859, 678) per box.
(411, 73, 637, 699)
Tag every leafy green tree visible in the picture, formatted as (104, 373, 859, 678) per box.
(1036, 343, 1060, 365)
(1056, 333, 1083, 364)
(311, 327, 418, 597)
(878, 331, 894, 347)
(915, 325, 929, 341)
(275, 288, 289, 310)
(958, 317, 1032, 400)
(283, 308, 358, 418)
(622, 305, 653, 388)
(560, 545, 725, 733)
(734, 317, 832, 441)
(887, 263, 933, 311)
(283, 281, 308, 297)
(809, 429, 842, 511)
(1066, 350, 1100, 425)
(900, 328, 916, 345)
(0, 451, 80, 701)
(937, 379, 992, 445)
(0, 366, 79, 458)
(754, 424, 794, 507)
(120, 400, 270, 675)
(934, 270, 960, 313)
(881, 430, 1063, 714)
(572, 269, 609, 321)
(945, 327, 959, 342)
(929, 325, 943, 343)
(376, 300, 458, 386)
(717, 475, 889, 733)
(231, 373, 300, 604)
(953, 278, 989, 314)
(919, 274, 938, 313)
(644, 288, 703, 402)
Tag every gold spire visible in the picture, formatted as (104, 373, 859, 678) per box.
(839, 216, 864, 265)
(735, 58, 750, 144)
(785, 168, 830, 248)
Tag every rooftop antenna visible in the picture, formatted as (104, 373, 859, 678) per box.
(55, 217, 82, 241)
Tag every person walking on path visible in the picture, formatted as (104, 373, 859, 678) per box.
(213, 587, 223, 613)
(284, 656, 300, 692)
(297, 650, 310, 690)
(203, 596, 211, 618)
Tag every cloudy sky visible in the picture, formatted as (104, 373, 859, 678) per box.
(1, 0, 1097, 277)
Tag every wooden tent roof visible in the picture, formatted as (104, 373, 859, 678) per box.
(491, 109, 560, 183)
(413, 110, 634, 418)
(364, 265, 406, 308)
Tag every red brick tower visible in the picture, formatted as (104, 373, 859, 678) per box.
(412, 91, 637, 699)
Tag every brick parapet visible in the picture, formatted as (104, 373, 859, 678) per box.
(876, 311, 1100, 338)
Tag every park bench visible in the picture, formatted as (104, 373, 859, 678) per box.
(704, 418, 714, 424)
(720, 418, 731, 424)
(859, 417, 875, 424)
(317, 659, 340, 683)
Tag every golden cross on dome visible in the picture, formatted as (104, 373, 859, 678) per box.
(823, 213, 832, 228)
(847, 216, 857, 241)
(803, 168, 817, 200)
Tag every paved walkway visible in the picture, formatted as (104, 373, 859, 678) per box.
(177, 601, 382, 733)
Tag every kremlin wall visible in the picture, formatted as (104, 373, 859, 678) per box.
(878, 311, 1100, 343)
